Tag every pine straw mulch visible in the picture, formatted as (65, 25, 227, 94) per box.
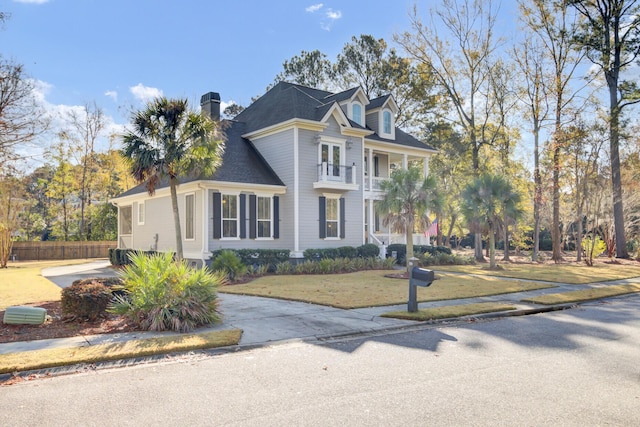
(0, 301, 138, 344)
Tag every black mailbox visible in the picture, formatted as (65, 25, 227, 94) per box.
(410, 267, 434, 287)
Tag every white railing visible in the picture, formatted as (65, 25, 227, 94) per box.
(317, 163, 357, 184)
(364, 176, 388, 191)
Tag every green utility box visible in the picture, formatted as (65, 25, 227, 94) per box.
(3, 306, 47, 325)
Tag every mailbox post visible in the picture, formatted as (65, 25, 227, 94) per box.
(407, 257, 434, 312)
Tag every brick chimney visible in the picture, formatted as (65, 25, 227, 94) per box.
(200, 91, 221, 121)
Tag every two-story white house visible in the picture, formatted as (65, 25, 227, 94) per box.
(111, 82, 437, 266)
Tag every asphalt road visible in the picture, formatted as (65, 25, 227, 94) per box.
(2, 295, 639, 426)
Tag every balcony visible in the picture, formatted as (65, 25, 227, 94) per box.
(313, 162, 359, 191)
(364, 176, 388, 192)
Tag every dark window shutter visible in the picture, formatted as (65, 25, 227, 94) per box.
(340, 197, 346, 239)
(319, 196, 326, 239)
(240, 194, 247, 238)
(273, 196, 279, 239)
(212, 192, 221, 239)
(249, 195, 257, 239)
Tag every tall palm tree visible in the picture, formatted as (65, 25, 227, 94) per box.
(461, 173, 519, 269)
(376, 166, 442, 272)
(121, 97, 225, 262)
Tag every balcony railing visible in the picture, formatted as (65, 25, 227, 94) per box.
(364, 176, 388, 191)
(317, 162, 356, 185)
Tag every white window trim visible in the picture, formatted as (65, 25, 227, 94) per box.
(221, 192, 240, 240)
(318, 136, 346, 179)
(184, 192, 195, 241)
(352, 102, 363, 126)
(323, 193, 341, 240)
(137, 202, 145, 225)
(120, 205, 133, 236)
(256, 194, 273, 240)
(381, 109, 395, 138)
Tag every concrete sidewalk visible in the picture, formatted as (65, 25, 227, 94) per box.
(2, 261, 638, 356)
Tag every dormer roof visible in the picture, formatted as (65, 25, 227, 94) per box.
(367, 94, 399, 114)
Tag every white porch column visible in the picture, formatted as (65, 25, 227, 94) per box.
(423, 156, 429, 177)
(402, 153, 408, 170)
(367, 148, 373, 190)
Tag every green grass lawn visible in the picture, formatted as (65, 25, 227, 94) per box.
(0, 260, 90, 310)
(220, 270, 555, 309)
(432, 262, 640, 284)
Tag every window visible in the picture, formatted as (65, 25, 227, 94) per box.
(352, 103, 362, 125)
(222, 194, 238, 238)
(320, 141, 342, 179)
(326, 198, 339, 238)
(383, 110, 392, 134)
(120, 206, 132, 235)
(137, 202, 145, 225)
(319, 196, 345, 239)
(257, 196, 272, 238)
(185, 194, 195, 240)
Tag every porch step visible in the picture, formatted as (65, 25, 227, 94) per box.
(3, 306, 47, 325)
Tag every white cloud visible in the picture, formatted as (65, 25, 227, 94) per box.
(305, 3, 323, 13)
(326, 8, 342, 20)
(12, 0, 50, 4)
(129, 83, 163, 103)
(104, 90, 118, 102)
(12, 79, 126, 170)
(319, 7, 342, 31)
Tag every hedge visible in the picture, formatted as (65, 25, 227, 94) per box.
(387, 244, 451, 264)
(109, 248, 160, 266)
(210, 249, 291, 269)
(303, 244, 380, 261)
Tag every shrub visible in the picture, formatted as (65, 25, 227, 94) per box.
(420, 252, 475, 266)
(357, 243, 380, 258)
(303, 248, 340, 260)
(210, 249, 290, 271)
(72, 277, 126, 299)
(211, 250, 247, 281)
(275, 261, 293, 274)
(387, 244, 452, 264)
(109, 252, 223, 332)
(337, 246, 358, 259)
(61, 281, 113, 321)
(108, 248, 162, 266)
(251, 264, 270, 276)
(582, 235, 606, 266)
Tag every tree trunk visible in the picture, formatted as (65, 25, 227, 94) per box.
(475, 232, 484, 261)
(576, 209, 583, 263)
(502, 209, 510, 261)
(445, 214, 456, 249)
(609, 86, 628, 258)
(551, 112, 563, 263)
(489, 224, 496, 269)
(533, 123, 541, 262)
(406, 219, 415, 274)
(169, 176, 184, 262)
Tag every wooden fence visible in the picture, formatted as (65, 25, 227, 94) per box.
(10, 241, 117, 261)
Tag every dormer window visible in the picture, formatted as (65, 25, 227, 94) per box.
(352, 103, 362, 126)
(383, 110, 392, 134)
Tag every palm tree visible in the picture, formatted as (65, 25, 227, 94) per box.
(376, 166, 442, 273)
(461, 173, 519, 269)
(121, 97, 225, 262)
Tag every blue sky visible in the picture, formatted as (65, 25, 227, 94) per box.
(4, 1, 420, 121)
(4, 0, 522, 163)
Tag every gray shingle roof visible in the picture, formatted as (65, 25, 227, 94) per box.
(115, 82, 434, 198)
(115, 121, 284, 198)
